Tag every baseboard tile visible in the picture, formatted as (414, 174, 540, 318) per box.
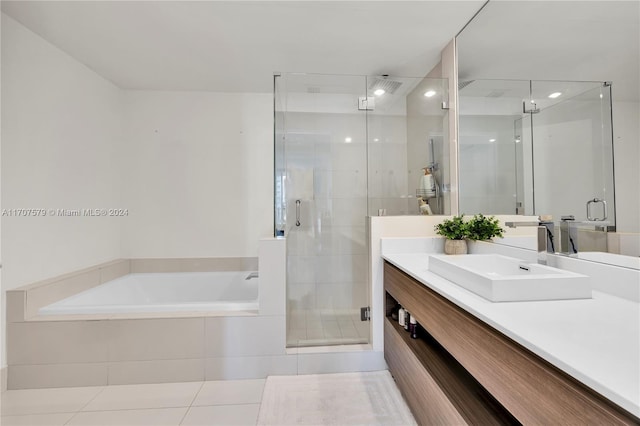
(1, 366, 7, 392)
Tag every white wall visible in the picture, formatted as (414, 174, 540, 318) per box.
(1, 14, 123, 367)
(121, 91, 273, 259)
(612, 101, 640, 233)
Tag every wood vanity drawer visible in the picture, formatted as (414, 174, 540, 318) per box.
(384, 319, 469, 424)
(384, 261, 638, 425)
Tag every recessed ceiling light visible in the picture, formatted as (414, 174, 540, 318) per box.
(374, 89, 385, 96)
(548, 92, 562, 99)
(345, 137, 352, 143)
(373, 138, 379, 142)
(489, 139, 496, 142)
(424, 90, 436, 97)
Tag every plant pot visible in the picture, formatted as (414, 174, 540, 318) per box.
(444, 239, 468, 255)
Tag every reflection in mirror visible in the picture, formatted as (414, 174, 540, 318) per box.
(458, 79, 530, 215)
(455, 1, 639, 264)
(274, 73, 449, 231)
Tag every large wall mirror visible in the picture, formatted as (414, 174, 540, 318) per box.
(456, 1, 639, 263)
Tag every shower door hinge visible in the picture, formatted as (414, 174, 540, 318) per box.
(360, 306, 371, 321)
(523, 100, 540, 114)
(358, 97, 375, 111)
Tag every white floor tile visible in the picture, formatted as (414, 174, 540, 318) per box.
(66, 407, 187, 426)
(0, 386, 104, 416)
(192, 379, 265, 406)
(82, 382, 202, 411)
(0, 413, 75, 426)
(181, 404, 260, 426)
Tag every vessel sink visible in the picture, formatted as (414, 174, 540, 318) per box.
(429, 254, 591, 302)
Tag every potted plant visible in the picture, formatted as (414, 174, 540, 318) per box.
(435, 214, 504, 254)
(465, 214, 504, 242)
(434, 215, 469, 254)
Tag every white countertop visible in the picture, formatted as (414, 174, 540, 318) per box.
(382, 252, 640, 418)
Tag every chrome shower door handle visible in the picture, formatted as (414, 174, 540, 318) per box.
(586, 198, 607, 221)
(295, 199, 301, 226)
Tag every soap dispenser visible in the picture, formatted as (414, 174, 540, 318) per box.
(418, 197, 433, 215)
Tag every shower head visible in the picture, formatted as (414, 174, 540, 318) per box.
(458, 80, 475, 90)
(368, 77, 403, 95)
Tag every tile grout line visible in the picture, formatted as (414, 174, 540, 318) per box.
(256, 379, 268, 425)
(63, 386, 107, 425)
(69, 404, 203, 414)
(178, 381, 205, 425)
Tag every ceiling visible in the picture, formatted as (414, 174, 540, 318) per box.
(1, 1, 485, 92)
(457, 1, 640, 101)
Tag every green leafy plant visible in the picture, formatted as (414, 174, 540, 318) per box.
(434, 214, 504, 241)
(465, 214, 504, 241)
(434, 215, 469, 240)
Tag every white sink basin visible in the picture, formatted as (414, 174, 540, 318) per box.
(429, 254, 591, 302)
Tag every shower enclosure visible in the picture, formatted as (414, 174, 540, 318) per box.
(274, 72, 447, 347)
(458, 79, 615, 252)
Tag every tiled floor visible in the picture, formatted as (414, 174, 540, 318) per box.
(1, 380, 264, 426)
(286, 309, 369, 347)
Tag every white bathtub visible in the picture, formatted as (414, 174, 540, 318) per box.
(38, 271, 259, 315)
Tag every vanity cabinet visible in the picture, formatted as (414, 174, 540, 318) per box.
(384, 261, 638, 425)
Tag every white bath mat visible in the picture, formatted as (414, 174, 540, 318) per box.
(257, 370, 416, 426)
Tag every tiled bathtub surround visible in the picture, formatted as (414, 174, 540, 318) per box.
(6, 239, 386, 390)
(6, 312, 385, 389)
(6, 316, 285, 389)
(9, 259, 132, 320)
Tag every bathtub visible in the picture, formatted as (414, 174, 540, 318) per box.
(38, 271, 259, 315)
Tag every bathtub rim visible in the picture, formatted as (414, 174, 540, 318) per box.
(6, 257, 259, 323)
(37, 270, 260, 317)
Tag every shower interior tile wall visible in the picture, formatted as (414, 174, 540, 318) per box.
(283, 110, 407, 345)
(458, 115, 519, 215)
(367, 115, 411, 215)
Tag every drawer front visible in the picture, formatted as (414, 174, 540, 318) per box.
(384, 319, 468, 425)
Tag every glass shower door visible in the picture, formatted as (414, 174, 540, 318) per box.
(274, 73, 370, 348)
(529, 81, 615, 253)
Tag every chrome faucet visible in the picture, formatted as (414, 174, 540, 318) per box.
(504, 217, 555, 265)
